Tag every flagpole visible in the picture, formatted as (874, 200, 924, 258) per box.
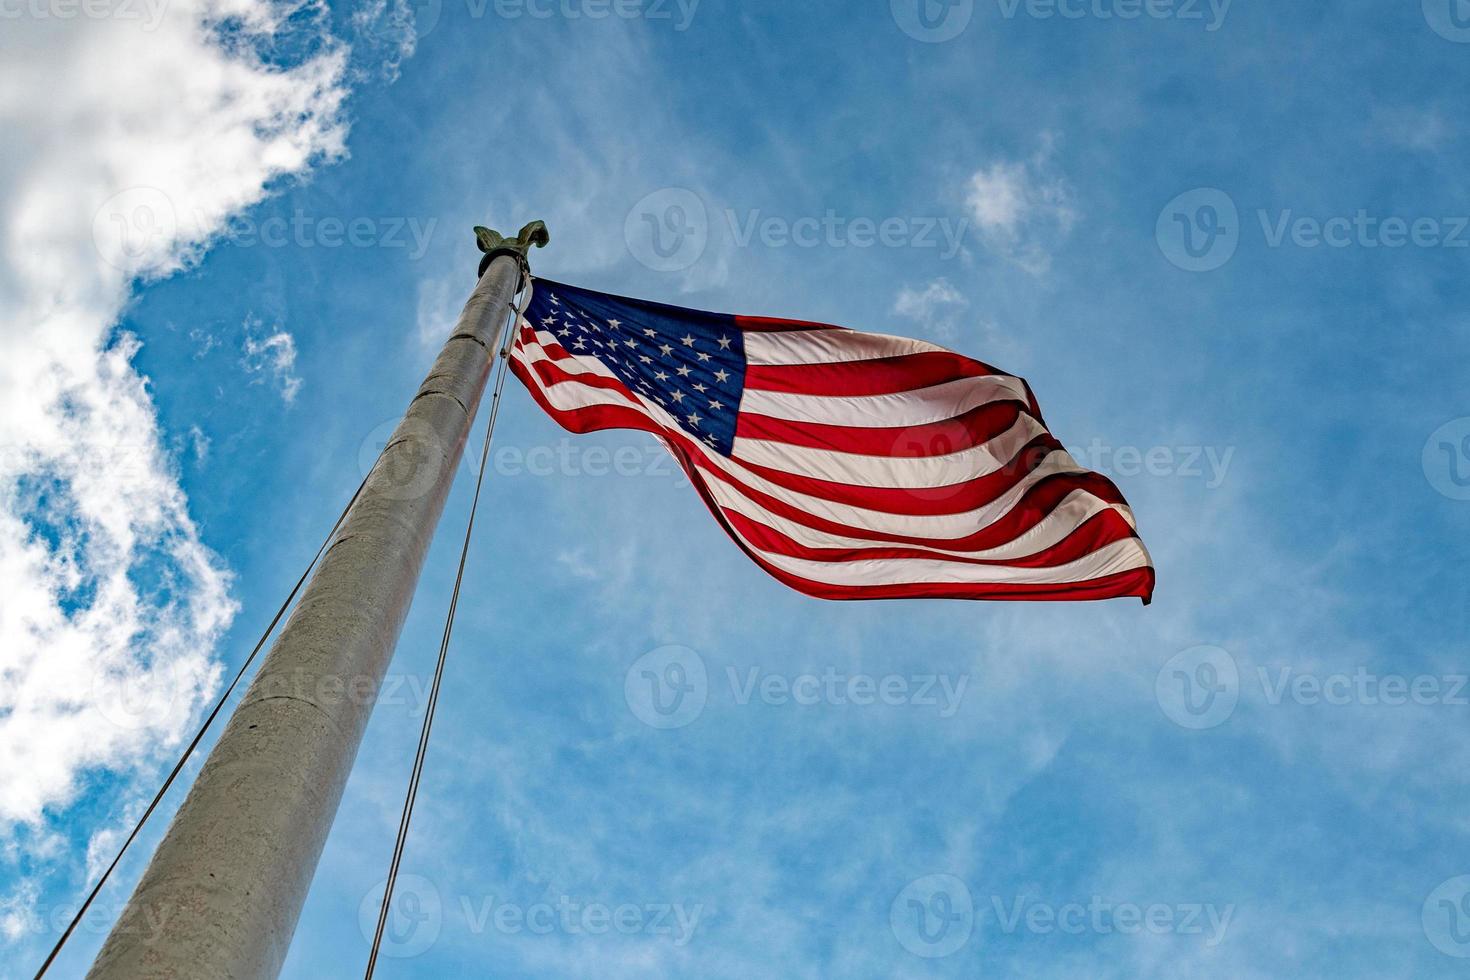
(86, 222, 548, 980)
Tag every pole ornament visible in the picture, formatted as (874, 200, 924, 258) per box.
(474, 220, 550, 277)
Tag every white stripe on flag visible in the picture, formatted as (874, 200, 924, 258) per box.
(743, 328, 942, 366)
(730, 414, 1048, 489)
(521, 340, 622, 380)
(735, 536, 1152, 587)
(711, 481, 1139, 562)
(739, 375, 1032, 428)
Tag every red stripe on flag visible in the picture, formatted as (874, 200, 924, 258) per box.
(684, 435, 1132, 552)
(722, 505, 1142, 570)
(746, 560, 1155, 602)
(733, 315, 843, 333)
(518, 330, 576, 364)
(509, 360, 656, 436)
(744, 351, 1005, 396)
(735, 400, 1030, 456)
(730, 434, 1065, 517)
(523, 356, 640, 405)
(668, 438, 1154, 602)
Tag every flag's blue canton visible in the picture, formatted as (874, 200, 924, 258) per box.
(527, 281, 748, 456)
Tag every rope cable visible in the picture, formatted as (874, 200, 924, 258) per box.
(32, 474, 371, 980)
(363, 273, 527, 978)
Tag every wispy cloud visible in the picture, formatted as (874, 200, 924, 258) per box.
(892, 277, 969, 339)
(242, 316, 303, 404)
(416, 274, 464, 349)
(963, 138, 1078, 276)
(1367, 105, 1452, 153)
(892, 277, 1019, 364)
(350, 0, 425, 80)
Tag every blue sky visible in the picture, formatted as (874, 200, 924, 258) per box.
(4, 0, 1470, 977)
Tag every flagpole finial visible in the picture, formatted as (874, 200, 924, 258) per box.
(474, 220, 549, 276)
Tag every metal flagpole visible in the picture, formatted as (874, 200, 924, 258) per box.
(86, 221, 548, 980)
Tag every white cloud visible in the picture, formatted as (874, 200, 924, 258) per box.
(1367, 105, 1452, 152)
(187, 424, 211, 464)
(892, 277, 1020, 363)
(350, 0, 425, 80)
(242, 315, 304, 403)
(963, 140, 1078, 276)
(892, 277, 969, 339)
(0, 878, 40, 943)
(966, 161, 1033, 237)
(555, 547, 602, 581)
(0, 0, 350, 857)
(189, 325, 222, 358)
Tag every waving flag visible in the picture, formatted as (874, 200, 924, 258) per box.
(509, 279, 1154, 603)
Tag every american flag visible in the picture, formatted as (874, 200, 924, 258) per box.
(509, 279, 1154, 603)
